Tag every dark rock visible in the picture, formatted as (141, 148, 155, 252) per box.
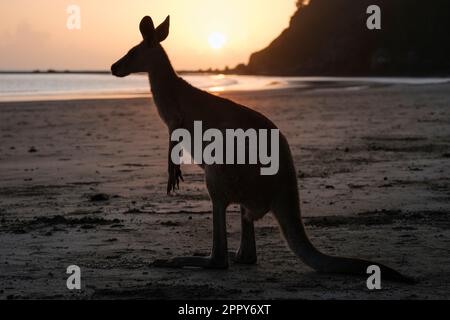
(89, 193, 110, 202)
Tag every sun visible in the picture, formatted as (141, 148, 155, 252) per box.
(208, 32, 227, 50)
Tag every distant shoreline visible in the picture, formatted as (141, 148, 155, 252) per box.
(2, 70, 450, 78)
(0, 70, 111, 75)
(0, 70, 214, 75)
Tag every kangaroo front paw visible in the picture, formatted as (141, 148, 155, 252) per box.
(167, 165, 184, 195)
(152, 256, 228, 269)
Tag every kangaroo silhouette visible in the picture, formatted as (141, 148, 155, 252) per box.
(111, 15, 414, 283)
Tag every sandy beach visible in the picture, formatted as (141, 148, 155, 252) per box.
(0, 83, 449, 299)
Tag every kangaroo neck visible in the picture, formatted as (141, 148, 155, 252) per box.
(148, 48, 180, 103)
(148, 47, 183, 128)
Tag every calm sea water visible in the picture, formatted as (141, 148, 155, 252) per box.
(0, 73, 449, 102)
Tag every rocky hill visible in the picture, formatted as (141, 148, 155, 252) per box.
(239, 0, 450, 76)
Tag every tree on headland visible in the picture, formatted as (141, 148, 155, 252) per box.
(296, 0, 310, 8)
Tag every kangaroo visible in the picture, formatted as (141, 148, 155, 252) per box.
(111, 15, 414, 283)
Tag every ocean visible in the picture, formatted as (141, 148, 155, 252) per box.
(0, 73, 449, 102)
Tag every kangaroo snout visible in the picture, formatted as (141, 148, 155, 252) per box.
(111, 62, 129, 78)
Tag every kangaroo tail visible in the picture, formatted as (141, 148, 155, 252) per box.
(272, 135, 415, 284)
(272, 192, 415, 284)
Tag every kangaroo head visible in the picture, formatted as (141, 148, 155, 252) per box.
(111, 15, 170, 77)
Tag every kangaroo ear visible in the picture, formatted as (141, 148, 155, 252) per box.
(140, 16, 155, 40)
(155, 15, 170, 42)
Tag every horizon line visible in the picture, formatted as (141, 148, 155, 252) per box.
(0, 69, 231, 75)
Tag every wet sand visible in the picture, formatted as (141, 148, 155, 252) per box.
(0, 83, 449, 299)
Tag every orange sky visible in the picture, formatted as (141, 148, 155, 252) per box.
(0, 0, 297, 71)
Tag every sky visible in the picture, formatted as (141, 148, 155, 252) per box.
(0, 0, 298, 71)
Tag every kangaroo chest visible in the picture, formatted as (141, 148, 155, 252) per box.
(153, 93, 183, 130)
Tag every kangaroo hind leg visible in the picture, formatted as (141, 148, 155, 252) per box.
(152, 201, 228, 269)
(234, 206, 257, 265)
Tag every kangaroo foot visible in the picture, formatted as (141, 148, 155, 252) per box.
(233, 250, 257, 265)
(152, 256, 228, 269)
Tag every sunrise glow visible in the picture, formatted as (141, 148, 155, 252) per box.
(0, 0, 297, 71)
(208, 32, 227, 50)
